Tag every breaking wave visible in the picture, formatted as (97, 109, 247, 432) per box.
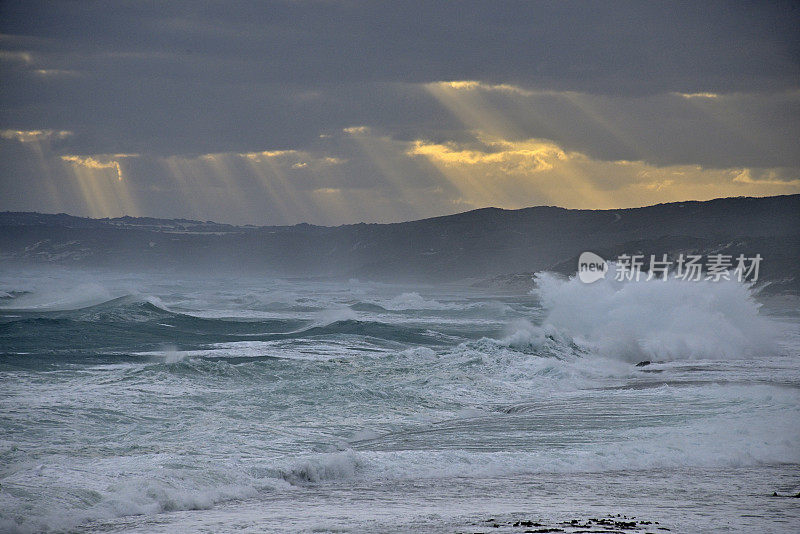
(511, 272, 779, 362)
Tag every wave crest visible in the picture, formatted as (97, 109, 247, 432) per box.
(524, 272, 777, 362)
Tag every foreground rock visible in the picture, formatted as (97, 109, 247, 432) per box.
(458, 513, 670, 533)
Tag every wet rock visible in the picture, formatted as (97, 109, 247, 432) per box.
(770, 491, 800, 498)
(469, 513, 664, 533)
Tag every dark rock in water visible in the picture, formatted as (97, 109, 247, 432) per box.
(635, 360, 651, 367)
(472, 513, 662, 533)
(771, 491, 800, 497)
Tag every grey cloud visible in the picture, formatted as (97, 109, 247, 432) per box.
(1, 1, 798, 223)
(4, 1, 796, 88)
(2, 1, 797, 157)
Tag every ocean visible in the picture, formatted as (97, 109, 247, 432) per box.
(1, 267, 798, 533)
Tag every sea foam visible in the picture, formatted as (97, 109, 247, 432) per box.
(519, 271, 777, 362)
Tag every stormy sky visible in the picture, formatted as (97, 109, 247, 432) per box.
(1, 1, 798, 225)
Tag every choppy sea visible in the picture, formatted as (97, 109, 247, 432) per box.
(1, 268, 798, 533)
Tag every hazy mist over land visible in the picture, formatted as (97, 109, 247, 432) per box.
(2, 195, 798, 293)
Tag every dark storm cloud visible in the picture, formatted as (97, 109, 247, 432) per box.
(2, 0, 798, 156)
(6, 1, 797, 91)
(0, 1, 798, 224)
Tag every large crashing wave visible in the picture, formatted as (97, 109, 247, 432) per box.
(521, 271, 777, 362)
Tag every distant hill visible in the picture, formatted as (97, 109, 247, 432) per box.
(1, 195, 798, 292)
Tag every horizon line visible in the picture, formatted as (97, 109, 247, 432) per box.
(2, 193, 797, 229)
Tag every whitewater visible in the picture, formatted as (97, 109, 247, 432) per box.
(0, 267, 798, 533)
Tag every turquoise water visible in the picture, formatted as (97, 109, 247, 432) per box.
(1, 269, 799, 533)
